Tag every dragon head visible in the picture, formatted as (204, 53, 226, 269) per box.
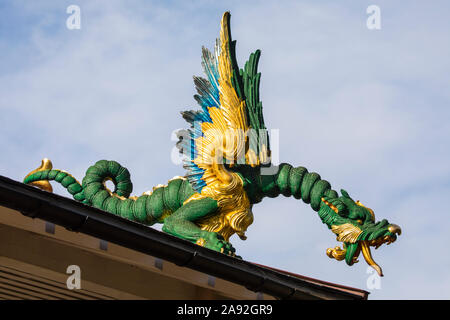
(320, 189, 401, 276)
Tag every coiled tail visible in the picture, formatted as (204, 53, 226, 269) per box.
(24, 159, 196, 226)
(82, 160, 195, 224)
(262, 163, 339, 212)
(23, 159, 85, 201)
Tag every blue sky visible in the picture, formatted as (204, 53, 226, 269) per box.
(1, 0, 449, 299)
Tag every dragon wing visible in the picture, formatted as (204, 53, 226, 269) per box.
(177, 12, 270, 196)
(241, 48, 270, 166)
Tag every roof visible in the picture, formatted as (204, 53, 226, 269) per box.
(0, 175, 368, 300)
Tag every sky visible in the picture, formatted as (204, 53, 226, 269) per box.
(0, 0, 449, 299)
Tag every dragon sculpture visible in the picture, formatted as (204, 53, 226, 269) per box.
(24, 12, 400, 277)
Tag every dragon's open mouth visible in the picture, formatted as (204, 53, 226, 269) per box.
(357, 234, 397, 277)
(327, 225, 400, 277)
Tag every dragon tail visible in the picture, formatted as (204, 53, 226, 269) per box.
(82, 160, 193, 225)
(81, 159, 148, 223)
(24, 159, 194, 226)
(23, 159, 85, 201)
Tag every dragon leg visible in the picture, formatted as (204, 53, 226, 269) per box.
(162, 198, 236, 255)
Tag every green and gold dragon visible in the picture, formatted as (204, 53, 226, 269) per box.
(24, 12, 400, 276)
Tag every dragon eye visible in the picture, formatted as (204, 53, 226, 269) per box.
(356, 219, 363, 225)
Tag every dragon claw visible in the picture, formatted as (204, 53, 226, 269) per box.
(197, 232, 237, 256)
